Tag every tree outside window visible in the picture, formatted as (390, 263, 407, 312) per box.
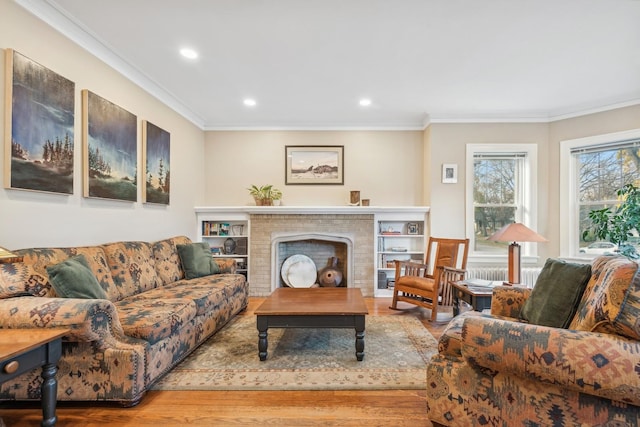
(576, 144, 640, 253)
(473, 156, 519, 252)
(466, 144, 536, 258)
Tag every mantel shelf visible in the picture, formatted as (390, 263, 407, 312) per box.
(194, 206, 430, 215)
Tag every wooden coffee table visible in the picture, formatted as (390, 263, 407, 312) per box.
(255, 287, 369, 361)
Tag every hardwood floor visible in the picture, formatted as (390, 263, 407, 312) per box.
(0, 297, 448, 426)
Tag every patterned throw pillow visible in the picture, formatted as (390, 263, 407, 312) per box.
(152, 236, 191, 285)
(0, 262, 54, 298)
(569, 255, 640, 340)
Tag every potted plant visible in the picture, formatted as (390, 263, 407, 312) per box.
(271, 188, 282, 206)
(247, 184, 282, 206)
(583, 183, 640, 259)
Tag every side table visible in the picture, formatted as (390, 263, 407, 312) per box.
(451, 281, 494, 316)
(0, 328, 68, 427)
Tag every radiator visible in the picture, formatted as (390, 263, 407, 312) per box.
(465, 266, 541, 288)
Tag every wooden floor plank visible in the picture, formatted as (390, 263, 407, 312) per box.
(0, 297, 442, 426)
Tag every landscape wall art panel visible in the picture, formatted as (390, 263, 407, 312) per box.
(285, 145, 344, 185)
(82, 90, 137, 202)
(4, 49, 75, 194)
(142, 120, 170, 205)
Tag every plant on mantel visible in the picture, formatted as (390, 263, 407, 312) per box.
(248, 184, 282, 206)
(583, 183, 640, 259)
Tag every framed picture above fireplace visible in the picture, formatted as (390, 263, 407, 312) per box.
(285, 145, 344, 185)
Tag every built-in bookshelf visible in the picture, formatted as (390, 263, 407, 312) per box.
(374, 212, 427, 297)
(196, 212, 250, 278)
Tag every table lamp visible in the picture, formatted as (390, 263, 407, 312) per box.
(487, 223, 547, 284)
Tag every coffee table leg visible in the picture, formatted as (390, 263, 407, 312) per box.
(355, 315, 365, 361)
(257, 316, 268, 361)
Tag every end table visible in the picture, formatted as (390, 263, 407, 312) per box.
(0, 328, 68, 427)
(451, 281, 494, 316)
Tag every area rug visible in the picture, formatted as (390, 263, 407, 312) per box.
(151, 315, 438, 391)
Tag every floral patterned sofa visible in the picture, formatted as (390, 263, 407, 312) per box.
(427, 255, 640, 426)
(0, 236, 248, 406)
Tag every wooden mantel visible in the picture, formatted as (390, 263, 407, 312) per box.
(194, 206, 430, 215)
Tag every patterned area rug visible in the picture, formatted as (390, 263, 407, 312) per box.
(151, 315, 438, 391)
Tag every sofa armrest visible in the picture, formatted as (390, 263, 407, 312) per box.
(213, 258, 237, 274)
(0, 296, 126, 345)
(490, 286, 531, 318)
(461, 315, 640, 406)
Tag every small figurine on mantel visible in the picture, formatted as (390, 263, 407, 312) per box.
(317, 257, 343, 287)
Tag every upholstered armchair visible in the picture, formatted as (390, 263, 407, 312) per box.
(426, 255, 640, 426)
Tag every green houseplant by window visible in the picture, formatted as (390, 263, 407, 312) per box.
(583, 183, 640, 259)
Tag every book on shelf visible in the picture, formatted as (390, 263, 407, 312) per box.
(209, 223, 219, 235)
(219, 223, 230, 236)
(202, 221, 219, 236)
(381, 231, 401, 235)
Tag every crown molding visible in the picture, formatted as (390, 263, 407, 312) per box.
(203, 124, 426, 131)
(428, 99, 640, 124)
(547, 99, 640, 122)
(17, 0, 206, 129)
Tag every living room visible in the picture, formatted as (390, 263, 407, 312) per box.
(1, 1, 640, 426)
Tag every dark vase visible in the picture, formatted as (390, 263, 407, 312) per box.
(224, 238, 236, 254)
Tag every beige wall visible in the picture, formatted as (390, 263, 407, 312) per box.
(427, 106, 639, 264)
(426, 122, 549, 240)
(203, 130, 424, 206)
(204, 107, 639, 267)
(1, 2, 205, 249)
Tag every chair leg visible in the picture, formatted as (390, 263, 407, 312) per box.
(389, 288, 399, 309)
(430, 301, 438, 322)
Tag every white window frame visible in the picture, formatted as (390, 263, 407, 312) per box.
(559, 128, 640, 259)
(465, 144, 538, 264)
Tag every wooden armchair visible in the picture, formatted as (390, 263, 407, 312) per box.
(390, 237, 469, 321)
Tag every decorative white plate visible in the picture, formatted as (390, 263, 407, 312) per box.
(281, 254, 317, 288)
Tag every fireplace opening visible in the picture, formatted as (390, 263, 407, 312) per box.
(271, 232, 354, 291)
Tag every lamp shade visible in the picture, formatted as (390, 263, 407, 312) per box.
(487, 223, 547, 284)
(487, 223, 547, 243)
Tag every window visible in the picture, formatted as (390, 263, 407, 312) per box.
(466, 144, 538, 260)
(560, 129, 640, 257)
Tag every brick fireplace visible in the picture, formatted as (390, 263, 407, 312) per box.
(271, 232, 353, 289)
(249, 213, 374, 296)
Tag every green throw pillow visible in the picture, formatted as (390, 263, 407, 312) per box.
(520, 258, 592, 328)
(177, 242, 218, 279)
(46, 254, 108, 299)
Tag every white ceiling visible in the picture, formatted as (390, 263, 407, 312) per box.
(20, 0, 640, 129)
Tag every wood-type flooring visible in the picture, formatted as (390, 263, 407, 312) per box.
(0, 297, 449, 426)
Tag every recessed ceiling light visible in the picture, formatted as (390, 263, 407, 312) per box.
(243, 98, 257, 107)
(359, 98, 372, 107)
(179, 48, 198, 59)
